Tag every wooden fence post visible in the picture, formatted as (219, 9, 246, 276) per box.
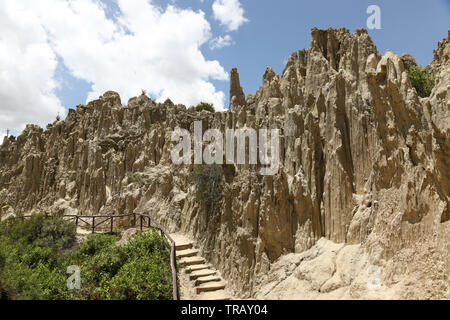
(140, 215, 143, 231)
(170, 244, 179, 300)
(110, 216, 114, 233)
(92, 217, 95, 234)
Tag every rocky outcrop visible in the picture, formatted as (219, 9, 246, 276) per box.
(229, 68, 246, 108)
(0, 28, 449, 299)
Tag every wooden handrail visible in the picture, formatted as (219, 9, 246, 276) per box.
(13, 213, 135, 219)
(7, 212, 179, 300)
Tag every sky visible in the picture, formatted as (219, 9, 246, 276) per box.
(1, 0, 449, 140)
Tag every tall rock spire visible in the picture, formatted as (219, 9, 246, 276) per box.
(229, 68, 246, 108)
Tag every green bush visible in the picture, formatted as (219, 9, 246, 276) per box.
(3, 214, 76, 250)
(195, 102, 215, 113)
(0, 215, 76, 300)
(408, 65, 435, 98)
(0, 216, 173, 300)
(76, 233, 118, 257)
(127, 173, 145, 187)
(70, 231, 172, 300)
(189, 164, 224, 212)
(97, 232, 172, 300)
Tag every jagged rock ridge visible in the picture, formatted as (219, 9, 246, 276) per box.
(0, 28, 449, 299)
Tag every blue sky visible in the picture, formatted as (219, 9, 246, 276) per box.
(60, 0, 450, 110)
(205, 0, 450, 107)
(1, 0, 449, 138)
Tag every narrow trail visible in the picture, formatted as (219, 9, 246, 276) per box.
(170, 233, 233, 300)
(75, 225, 233, 300)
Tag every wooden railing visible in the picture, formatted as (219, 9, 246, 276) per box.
(8, 212, 179, 300)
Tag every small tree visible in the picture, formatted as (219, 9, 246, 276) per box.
(408, 66, 435, 98)
(195, 102, 215, 113)
(189, 164, 223, 213)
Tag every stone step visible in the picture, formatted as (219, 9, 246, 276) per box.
(195, 275, 222, 286)
(197, 290, 231, 301)
(175, 241, 193, 251)
(196, 281, 226, 294)
(180, 256, 205, 266)
(189, 269, 216, 280)
(176, 248, 199, 258)
(185, 264, 210, 274)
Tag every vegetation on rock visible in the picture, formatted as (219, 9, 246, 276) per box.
(407, 65, 435, 97)
(195, 102, 215, 113)
(189, 164, 224, 213)
(127, 173, 145, 187)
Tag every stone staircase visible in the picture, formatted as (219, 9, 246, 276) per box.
(171, 233, 232, 300)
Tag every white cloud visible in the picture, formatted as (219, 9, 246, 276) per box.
(0, 0, 229, 133)
(0, 1, 66, 133)
(209, 35, 234, 50)
(0, 131, 6, 143)
(212, 0, 248, 32)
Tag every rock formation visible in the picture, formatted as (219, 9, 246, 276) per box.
(229, 68, 246, 108)
(0, 28, 449, 299)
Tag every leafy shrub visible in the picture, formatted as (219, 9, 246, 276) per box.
(0, 215, 76, 300)
(37, 216, 77, 250)
(127, 173, 145, 187)
(195, 102, 215, 113)
(70, 231, 172, 300)
(189, 164, 224, 212)
(97, 232, 172, 300)
(3, 214, 76, 250)
(408, 65, 435, 97)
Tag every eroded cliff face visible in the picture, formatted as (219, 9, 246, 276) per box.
(0, 28, 449, 299)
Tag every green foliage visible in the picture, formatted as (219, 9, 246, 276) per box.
(3, 214, 76, 250)
(37, 216, 77, 250)
(408, 65, 435, 98)
(70, 231, 172, 300)
(0, 217, 173, 300)
(76, 233, 118, 257)
(127, 173, 145, 187)
(88, 232, 172, 300)
(366, 105, 374, 121)
(189, 164, 224, 212)
(0, 215, 76, 300)
(195, 102, 215, 113)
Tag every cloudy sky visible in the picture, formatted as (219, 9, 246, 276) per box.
(1, 0, 449, 140)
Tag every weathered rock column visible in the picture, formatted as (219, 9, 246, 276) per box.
(229, 68, 246, 108)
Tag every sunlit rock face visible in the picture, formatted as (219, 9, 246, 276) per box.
(1, 28, 449, 300)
